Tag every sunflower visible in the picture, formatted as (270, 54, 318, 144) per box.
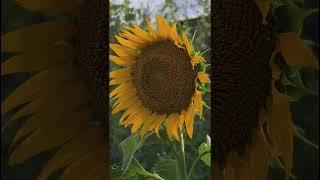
(109, 16, 210, 140)
(212, 0, 318, 179)
(2, 0, 107, 179)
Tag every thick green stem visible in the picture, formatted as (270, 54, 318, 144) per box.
(176, 132, 188, 180)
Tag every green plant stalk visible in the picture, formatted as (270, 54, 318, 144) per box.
(175, 132, 188, 180)
(187, 151, 210, 179)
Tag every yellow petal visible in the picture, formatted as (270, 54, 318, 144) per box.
(131, 109, 151, 133)
(171, 22, 182, 44)
(185, 105, 195, 139)
(178, 110, 186, 130)
(132, 24, 150, 41)
(119, 102, 143, 125)
(110, 67, 131, 79)
(120, 30, 145, 45)
(278, 32, 319, 68)
(109, 43, 137, 62)
(266, 87, 294, 179)
(140, 113, 157, 137)
(16, 0, 80, 14)
(155, 15, 172, 38)
(110, 82, 134, 99)
(109, 76, 131, 85)
(166, 113, 180, 141)
(1, 21, 76, 52)
(109, 55, 134, 66)
(1, 46, 75, 75)
(145, 17, 154, 33)
(115, 35, 139, 49)
(197, 72, 211, 83)
(112, 96, 137, 115)
(182, 32, 192, 56)
(193, 91, 203, 118)
(154, 114, 166, 138)
(191, 55, 205, 67)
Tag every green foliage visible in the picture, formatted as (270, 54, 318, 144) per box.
(154, 159, 178, 180)
(120, 133, 151, 171)
(272, 0, 318, 34)
(198, 136, 211, 167)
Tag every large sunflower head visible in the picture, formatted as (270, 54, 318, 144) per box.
(110, 16, 210, 140)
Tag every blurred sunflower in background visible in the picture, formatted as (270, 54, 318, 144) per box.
(213, 0, 318, 179)
(109, 15, 211, 141)
(1, 0, 108, 179)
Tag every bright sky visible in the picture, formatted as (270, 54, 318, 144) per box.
(112, 0, 208, 21)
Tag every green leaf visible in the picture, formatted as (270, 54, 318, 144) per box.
(198, 137, 211, 167)
(120, 133, 151, 172)
(154, 159, 178, 180)
(119, 158, 165, 180)
(273, 0, 318, 34)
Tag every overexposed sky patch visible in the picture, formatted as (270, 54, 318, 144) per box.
(112, 0, 208, 21)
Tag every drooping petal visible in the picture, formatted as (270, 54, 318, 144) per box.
(178, 110, 186, 130)
(182, 32, 192, 56)
(154, 114, 166, 138)
(266, 87, 294, 179)
(131, 108, 151, 133)
(166, 113, 180, 141)
(140, 113, 158, 137)
(191, 55, 205, 67)
(197, 72, 211, 83)
(278, 32, 319, 68)
(193, 91, 203, 118)
(185, 105, 195, 139)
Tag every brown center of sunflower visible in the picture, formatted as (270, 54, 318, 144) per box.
(132, 40, 196, 115)
(212, 0, 276, 165)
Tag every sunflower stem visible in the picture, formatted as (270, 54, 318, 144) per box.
(175, 132, 188, 180)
